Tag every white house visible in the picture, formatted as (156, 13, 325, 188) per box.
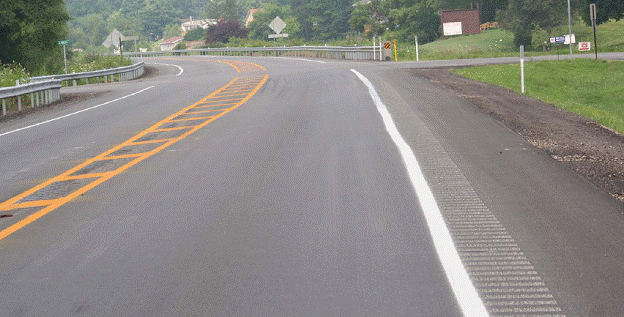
(160, 36, 183, 51)
(181, 16, 217, 34)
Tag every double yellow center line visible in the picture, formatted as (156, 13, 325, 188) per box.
(0, 60, 268, 241)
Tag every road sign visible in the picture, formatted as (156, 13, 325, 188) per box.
(269, 16, 286, 35)
(579, 42, 591, 51)
(57, 40, 70, 45)
(383, 42, 391, 49)
(103, 29, 124, 48)
(550, 36, 565, 44)
(564, 34, 576, 44)
(268, 34, 289, 39)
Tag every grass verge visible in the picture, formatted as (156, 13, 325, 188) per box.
(453, 59, 624, 133)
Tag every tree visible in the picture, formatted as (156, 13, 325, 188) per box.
(0, 0, 70, 73)
(184, 27, 207, 41)
(205, 20, 249, 43)
(205, 0, 240, 21)
(388, 4, 441, 43)
(138, 0, 182, 39)
(349, 0, 389, 37)
(107, 11, 145, 39)
(481, 0, 509, 23)
(163, 24, 182, 39)
(247, 4, 299, 40)
(290, 0, 353, 40)
(75, 14, 109, 46)
(581, 0, 624, 25)
(498, 0, 568, 47)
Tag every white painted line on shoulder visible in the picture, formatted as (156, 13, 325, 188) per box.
(350, 69, 489, 317)
(149, 62, 184, 76)
(0, 86, 155, 138)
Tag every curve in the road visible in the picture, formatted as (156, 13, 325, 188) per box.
(0, 62, 268, 241)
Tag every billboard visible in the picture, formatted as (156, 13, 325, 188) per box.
(443, 22, 463, 36)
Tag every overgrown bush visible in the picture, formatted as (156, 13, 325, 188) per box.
(0, 63, 31, 87)
(67, 54, 131, 73)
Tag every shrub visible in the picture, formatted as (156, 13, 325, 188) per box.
(0, 63, 31, 87)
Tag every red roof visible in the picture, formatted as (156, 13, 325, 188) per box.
(161, 36, 183, 45)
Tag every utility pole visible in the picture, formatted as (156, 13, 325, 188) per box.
(590, 3, 598, 60)
(567, 0, 573, 56)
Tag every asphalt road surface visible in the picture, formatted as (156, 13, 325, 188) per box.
(1, 55, 623, 316)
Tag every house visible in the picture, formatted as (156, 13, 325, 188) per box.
(160, 36, 183, 51)
(353, 0, 371, 6)
(440, 2, 481, 36)
(245, 9, 264, 28)
(181, 16, 217, 34)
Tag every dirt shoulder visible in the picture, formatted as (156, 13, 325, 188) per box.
(410, 67, 624, 204)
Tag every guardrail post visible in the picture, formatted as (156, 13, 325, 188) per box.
(85, 77, 89, 84)
(104, 75, 107, 83)
(73, 79, 77, 87)
(2, 99, 6, 116)
(18, 95, 22, 111)
(31, 93, 34, 108)
(35, 91, 40, 107)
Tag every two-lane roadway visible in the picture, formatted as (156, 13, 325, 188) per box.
(1, 55, 623, 316)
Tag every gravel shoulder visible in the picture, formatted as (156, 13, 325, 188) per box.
(410, 67, 624, 204)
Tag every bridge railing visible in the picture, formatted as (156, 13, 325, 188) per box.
(125, 46, 380, 61)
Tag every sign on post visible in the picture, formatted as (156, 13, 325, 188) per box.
(58, 40, 70, 74)
(579, 42, 591, 51)
(564, 34, 576, 45)
(269, 17, 286, 34)
(268, 16, 288, 40)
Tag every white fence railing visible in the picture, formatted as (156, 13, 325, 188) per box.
(125, 46, 383, 61)
(0, 62, 144, 116)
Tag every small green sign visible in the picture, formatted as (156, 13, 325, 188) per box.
(58, 40, 70, 45)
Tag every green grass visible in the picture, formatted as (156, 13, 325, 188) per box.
(453, 59, 624, 133)
(394, 19, 624, 61)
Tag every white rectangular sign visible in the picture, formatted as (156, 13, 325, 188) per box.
(564, 34, 576, 44)
(579, 42, 591, 51)
(443, 22, 462, 36)
(268, 33, 289, 39)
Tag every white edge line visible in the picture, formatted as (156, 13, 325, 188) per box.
(0, 86, 155, 138)
(270, 56, 327, 64)
(149, 62, 184, 76)
(350, 69, 489, 317)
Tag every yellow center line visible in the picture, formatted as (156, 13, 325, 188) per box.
(0, 66, 269, 241)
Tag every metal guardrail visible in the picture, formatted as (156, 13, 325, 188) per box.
(31, 62, 145, 86)
(125, 46, 381, 61)
(0, 62, 145, 117)
(0, 80, 62, 116)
